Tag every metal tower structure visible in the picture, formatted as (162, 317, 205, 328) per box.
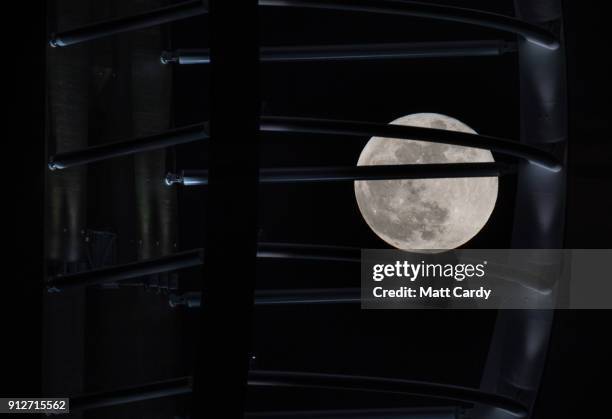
(45, 1, 567, 418)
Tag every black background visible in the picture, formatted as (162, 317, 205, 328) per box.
(7, 0, 612, 418)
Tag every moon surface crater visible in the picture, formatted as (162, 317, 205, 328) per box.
(354, 113, 498, 251)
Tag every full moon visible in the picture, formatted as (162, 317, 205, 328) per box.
(354, 113, 498, 251)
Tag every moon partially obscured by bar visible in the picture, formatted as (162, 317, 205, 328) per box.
(355, 113, 498, 251)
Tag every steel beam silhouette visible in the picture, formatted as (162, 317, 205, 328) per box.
(45, 243, 360, 292)
(167, 163, 512, 186)
(49, 1, 208, 47)
(70, 377, 192, 411)
(161, 40, 516, 64)
(46, 250, 204, 291)
(245, 407, 459, 418)
(260, 116, 562, 171)
(260, 0, 559, 50)
(49, 1, 558, 50)
(169, 288, 361, 308)
(68, 371, 527, 416)
(249, 370, 527, 417)
(48, 123, 208, 170)
(46, 118, 558, 172)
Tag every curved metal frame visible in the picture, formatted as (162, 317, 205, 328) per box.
(49, 1, 558, 50)
(473, 2, 568, 418)
(249, 370, 527, 417)
(46, 0, 568, 418)
(68, 371, 527, 416)
(48, 118, 549, 171)
(261, 116, 561, 171)
(260, 1, 559, 50)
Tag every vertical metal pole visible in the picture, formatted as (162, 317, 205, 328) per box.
(9, 0, 45, 400)
(191, 0, 260, 418)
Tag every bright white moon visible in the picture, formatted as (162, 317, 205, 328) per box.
(354, 113, 498, 251)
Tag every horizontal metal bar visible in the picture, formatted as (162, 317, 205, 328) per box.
(169, 288, 361, 308)
(49, 0, 208, 47)
(48, 243, 557, 294)
(71, 386, 458, 416)
(67, 371, 518, 415)
(48, 117, 558, 172)
(46, 243, 359, 291)
(48, 123, 208, 170)
(160, 40, 516, 64)
(167, 163, 512, 186)
(248, 370, 528, 417)
(255, 287, 362, 305)
(245, 407, 460, 418)
(46, 250, 204, 291)
(260, 0, 559, 50)
(260, 40, 517, 61)
(70, 376, 192, 411)
(258, 242, 361, 262)
(260, 116, 562, 172)
(49, 1, 558, 50)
